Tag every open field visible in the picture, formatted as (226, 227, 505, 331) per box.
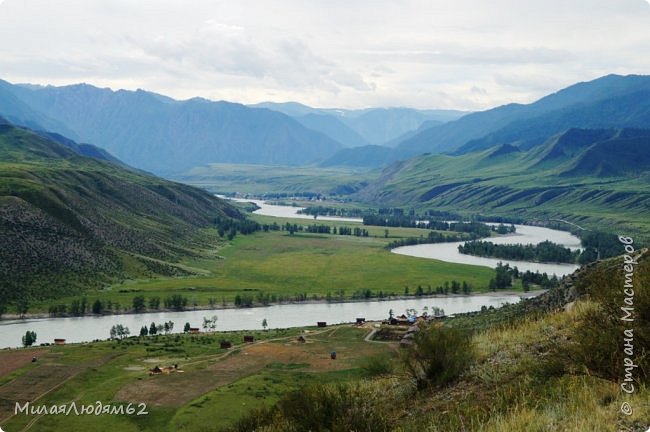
(0, 324, 395, 431)
(26, 216, 497, 315)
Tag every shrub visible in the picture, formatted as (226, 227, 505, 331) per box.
(402, 324, 474, 388)
(361, 355, 394, 376)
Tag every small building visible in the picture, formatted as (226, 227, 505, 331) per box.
(317, 321, 327, 327)
(355, 318, 366, 324)
(54, 338, 66, 345)
(189, 328, 200, 334)
(243, 335, 254, 343)
(220, 340, 232, 349)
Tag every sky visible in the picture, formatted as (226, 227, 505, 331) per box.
(1, 0, 650, 110)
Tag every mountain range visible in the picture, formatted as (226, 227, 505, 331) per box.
(324, 74, 650, 167)
(0, 80, 461, 175)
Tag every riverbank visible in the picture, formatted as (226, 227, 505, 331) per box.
(0, 289, 544, 322)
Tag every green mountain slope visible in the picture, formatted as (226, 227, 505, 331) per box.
(355, 128, 650, 235)
(0, 122, 241, 303)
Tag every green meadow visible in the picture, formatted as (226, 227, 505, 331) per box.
(29, 214, 496, 314)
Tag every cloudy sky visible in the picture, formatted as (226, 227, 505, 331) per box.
(1, 0, 650, 110)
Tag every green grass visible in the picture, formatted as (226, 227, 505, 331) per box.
(358, 146, 650, 239)
(27, 221, 495, 314)
(0, 325, 389, 432)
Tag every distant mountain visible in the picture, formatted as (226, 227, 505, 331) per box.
(338, 108, 448, 145)
(319, 145, 397, 168)
(354, 127, 650, 234)
(294, 113, 370, 148)
(248, 101, 322, 117)
(384, 119, 443, 148)
(0, 121, 241, 302)
(396, 74, 650, 157)
(0, 82, 343, 174)
(252, 102, 465, 146)
(0, 80, 78, 139)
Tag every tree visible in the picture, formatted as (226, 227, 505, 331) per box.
(110, 324, 129, 339)
(70, 299, 81, 316)
(92, 299, 104, 314)
(262, 318, 268, 331)
(140, 326, 149, 337)
(22, 330, 37, 347)
(17, 297, 29, 318)
(184, 322, 191, 333)
(80, 297, 87, 316)
(132, 296, 146, 312)
(149, 322, 157, 335)
(148, 296, 160, 309)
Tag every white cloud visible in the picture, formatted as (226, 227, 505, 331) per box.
(0, 0, 649, 109)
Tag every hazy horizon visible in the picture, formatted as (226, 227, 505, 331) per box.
(1, 0, 650, 111)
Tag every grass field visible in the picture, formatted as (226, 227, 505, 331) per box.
(0, 324, 394, 431)
(26, 215, 497, 315)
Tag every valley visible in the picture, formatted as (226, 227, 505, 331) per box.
(1, 73, 649, 432)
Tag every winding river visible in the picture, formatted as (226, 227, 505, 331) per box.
(393, 224, 581, 276)
(0, 199, 581, 348)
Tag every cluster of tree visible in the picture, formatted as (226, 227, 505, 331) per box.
(163, 294, 188, 310)
(385, 231, 471, 249)
(139, 320, 174, 337)
(297, 206, 369, 218)
(577, 231, 629, 263)
(458, 240, 579, 263)
(22, 330, 37, 347)
(487, 262, 561, 291)
(215, 216, 260, 240)
(403, 281, 473, 296)
(110, 324, 130, 339)
(472, 215, 524, 224)
(48, 297, 120, 317)
(202, 315, 218, 331)
(336, 226, 369, 237)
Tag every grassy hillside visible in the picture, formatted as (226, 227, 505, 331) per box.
(355, 128, 650, 238)
(0, 123, 241, 304)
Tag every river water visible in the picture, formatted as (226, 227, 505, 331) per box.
(221, 196, 363, 222)
(0, 294, 520, 348)
(393, 224, 581, 276)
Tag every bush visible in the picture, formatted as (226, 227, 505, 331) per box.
(360, 355, 394, 376)
(566, 253, 649, 384)
(402, 324, 474, 388)
(223, 380, 406, 432)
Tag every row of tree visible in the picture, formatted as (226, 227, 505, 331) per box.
(458, 240, 579, 263)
